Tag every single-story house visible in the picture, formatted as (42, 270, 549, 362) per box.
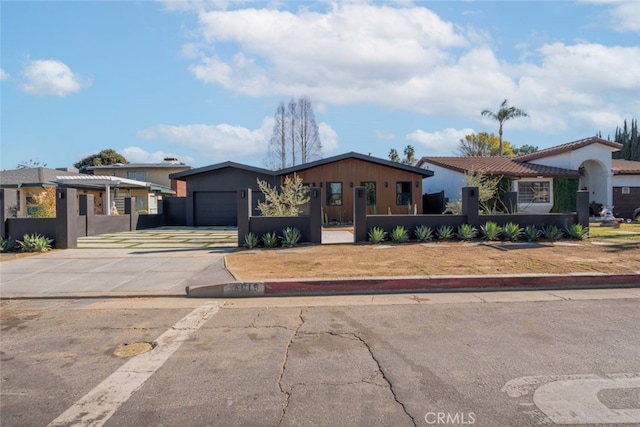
(170, 152, 433, 226)
(417, 137, 639, 217)
(87, 157, 191, 197)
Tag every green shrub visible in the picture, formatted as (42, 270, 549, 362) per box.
(541, 225, 564, 241)
(368, 227, 387, 244)
(457, 224, 477, 241)
(18, 233, 53, 252)
(524, 225, 540, 242)
(480, 221, 501, 241)
(1, 236, 17, 253)
(390, 226, 409, 243)
(414, 225, 433, 242)
(436, 225, 455, 240)
(502, 222, 523, 241)
(261, 232, 278, 248)
(565, 224, 588, 240)
(243, 232, 259, 249)
(280, 227, 301, 248)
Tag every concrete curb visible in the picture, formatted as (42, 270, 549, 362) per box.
(186, 273, 640, 298)
(0, 290, 185, 300)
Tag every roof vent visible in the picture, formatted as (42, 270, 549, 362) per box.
(162, 157, 180, 164)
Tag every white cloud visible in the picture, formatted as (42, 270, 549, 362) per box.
(20, 59, 91, 97)
(172, 2, 639, 138)
(407, 128, 475, 157)
(136, 122, 268, 163)
(0, 69, 9, 81)
(588, 0, 640, 32)
(318, 123, 338, 153)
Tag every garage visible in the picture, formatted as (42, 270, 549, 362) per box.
(194, 191, 237, 226)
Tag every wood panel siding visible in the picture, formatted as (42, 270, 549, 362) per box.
(282, 158, 423, 222)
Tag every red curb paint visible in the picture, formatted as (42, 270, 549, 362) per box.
(263, 274, 640, 296)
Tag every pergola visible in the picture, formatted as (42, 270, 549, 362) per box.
(56, 175, 154, 215)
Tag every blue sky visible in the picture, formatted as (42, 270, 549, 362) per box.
(2, 0, 639, 171)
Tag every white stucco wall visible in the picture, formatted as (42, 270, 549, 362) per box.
(421, 164, 467, 201)
(612, 175, 640, 187)
(512, 178, 554, 214)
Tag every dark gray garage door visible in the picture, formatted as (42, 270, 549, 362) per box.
(194, 191, 237, 226)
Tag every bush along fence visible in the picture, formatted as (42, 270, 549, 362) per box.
(1, 188, 165, 249)
(352, 186, 590, 244)
(236, 187, 322, 247)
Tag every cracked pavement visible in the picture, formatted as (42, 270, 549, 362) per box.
(2, 292, 639, 426)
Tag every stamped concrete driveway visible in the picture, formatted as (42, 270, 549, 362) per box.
(76, 227, 238, 249)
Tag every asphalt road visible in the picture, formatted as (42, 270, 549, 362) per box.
(1, 290, 639, 427)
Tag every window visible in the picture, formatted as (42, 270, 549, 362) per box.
(622, 187, 630, 194)
(127, 171, 147, 181)
(360, 182, 376, 205)
(396, 182, 412, 205)
(326, 182, 343, 206)
(518, 181, 550, 204)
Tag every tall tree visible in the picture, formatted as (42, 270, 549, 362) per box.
(612, 118, 639, 161)
(297, 97, 322, 164)
(402, 145, 417, 165)
(268, 102, 287, 169)
(389, 145, 416, 164)
(514, 144, 539, 156)
(267, 97, 322, 169)
(481, 99, 529, 156)
(74, 149, 128, 174)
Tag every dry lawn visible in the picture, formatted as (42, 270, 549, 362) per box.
(226, 240, 640, 280)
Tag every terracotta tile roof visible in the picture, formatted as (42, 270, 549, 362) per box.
(612, 159, 640, 175)
(515, 136, 622, 161)
(416, 156, 580, 178)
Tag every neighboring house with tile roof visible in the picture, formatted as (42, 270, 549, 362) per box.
(417, 137, 637, 216)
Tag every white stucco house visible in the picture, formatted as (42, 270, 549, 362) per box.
(417, 137, 640, 218)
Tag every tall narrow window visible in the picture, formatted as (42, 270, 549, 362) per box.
(396, 182, 412, 205)
(360, 182, 376, 205)
(326, 182, 343, 206)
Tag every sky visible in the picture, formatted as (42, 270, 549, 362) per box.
(1, 0, 639, 171)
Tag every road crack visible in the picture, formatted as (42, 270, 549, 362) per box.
(276, 308, 304, 426)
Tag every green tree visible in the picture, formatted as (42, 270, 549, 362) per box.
(612, 118, 639, 161)
(514, 144, 539, 156)
(256, 173, 310, 216)
(74, 149, 128, 174)
(29, 188, 56, 218)
(481, 99, 529, 156)
(388, 148, 400, 162)
(457, 132, 516, 156)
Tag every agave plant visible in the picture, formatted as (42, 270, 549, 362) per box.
(414, 225, 434, 242)
(243, 232, 260, 249)
(261, 232, 278, 248)
(457, 224, 477, 241)
(541, 225, 564, 241)
(436, 225, 455, 240)
(0, 236, 16, 253)
(480, 221, 501, 241)
(524, 225, 540, 242)
(368, 227, 387, 244)
(565, 223, 588, 240)
(17, 233, 53, 252)
(502, 222, 523, 241)
(390, 226, 409, 243)
(280, 227, 301, 248)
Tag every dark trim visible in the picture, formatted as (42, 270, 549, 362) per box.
(170, 161, 275, 180)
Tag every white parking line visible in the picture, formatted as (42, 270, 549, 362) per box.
(48, 303, 221, 427)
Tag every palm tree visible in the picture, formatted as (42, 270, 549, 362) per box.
(481, 99, 529, 156)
